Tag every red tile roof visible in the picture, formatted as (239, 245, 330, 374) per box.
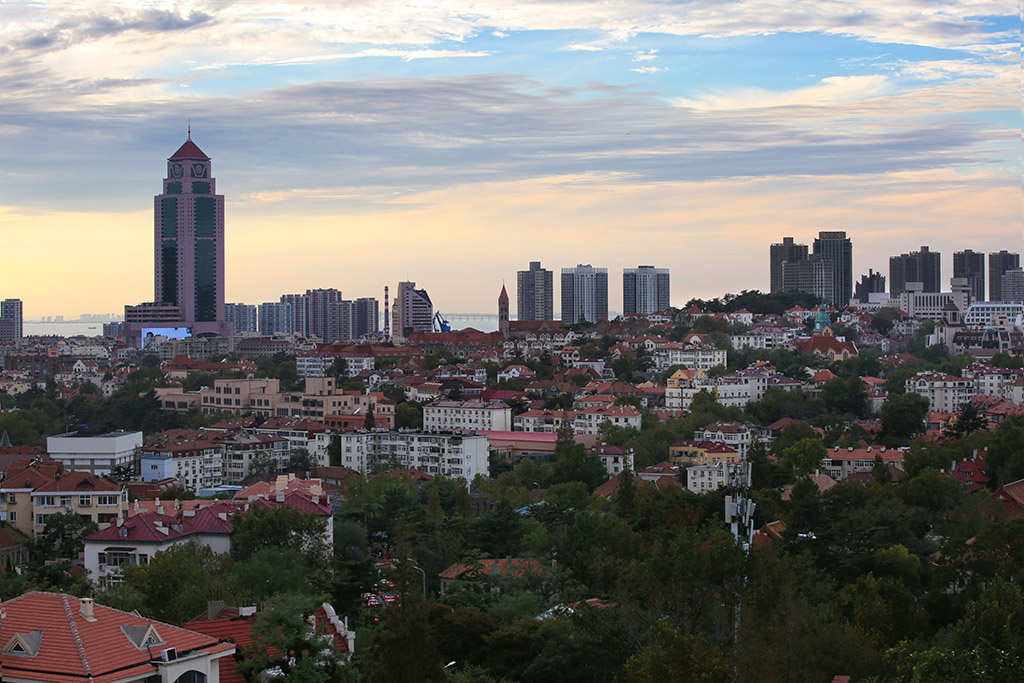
(169, 139, 209, 160)
(0, 592, 233, 683)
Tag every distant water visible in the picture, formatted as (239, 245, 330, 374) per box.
(24, 322, 109, 338)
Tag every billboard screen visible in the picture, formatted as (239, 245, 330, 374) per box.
(141, 327, 191, 347)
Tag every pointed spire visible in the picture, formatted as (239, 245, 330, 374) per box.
(0, 430, 11, 449)
(187, 118, 191, 140)
(498, 283, 509, 304)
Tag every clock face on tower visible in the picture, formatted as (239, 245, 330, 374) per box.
(170, 163, 184, 178)
(191, 163, 208, 178)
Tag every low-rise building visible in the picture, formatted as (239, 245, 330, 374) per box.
(0, 592, 236, 683)
(336, 431, 489, 480)
(45, 431, 143, 476)
(905, 372, 975, 412)
(423, 400, 513, 432)
(820, 446, 906, 481)
(572, 405, 642, 435)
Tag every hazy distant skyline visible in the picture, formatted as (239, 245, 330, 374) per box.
(2, 1, 1018, 318)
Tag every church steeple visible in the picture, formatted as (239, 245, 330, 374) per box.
(498, 283, 510, 336)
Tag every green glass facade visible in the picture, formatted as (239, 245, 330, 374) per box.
(194, 240, 216, 321)
(161, 240, 178, 306)
(195, 198, 215, 238)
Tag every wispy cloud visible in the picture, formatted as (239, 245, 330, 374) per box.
(674, 75, 892, 110)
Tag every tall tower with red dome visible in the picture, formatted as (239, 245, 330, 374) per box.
(154, 133, 225, 323)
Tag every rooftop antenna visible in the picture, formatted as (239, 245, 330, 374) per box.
(187, 118, 191, 140)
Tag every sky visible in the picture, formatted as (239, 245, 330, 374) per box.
(1, 0, 1019, 319)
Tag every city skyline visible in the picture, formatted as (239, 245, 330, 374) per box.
(2, 2, 1017, 318)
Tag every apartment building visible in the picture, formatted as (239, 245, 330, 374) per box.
(423, 400, 513, 432)
(653, 343, 727, 372)
(45, 431, 143, 476)
(336, 431, 489, 479)
(905, 372, 975, 412)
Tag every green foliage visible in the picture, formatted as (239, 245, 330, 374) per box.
(780, 438, 826, 476)
(230, 504, 330, 567)
(985, 415, 1024, 485)
(109, 541, 235, 624)
(626, 620, 729, 683)
(37, 512, 98, 561)
(238, 591, 356, 683)
(879, 392, 929, 444)
(821, 374, 869, 417)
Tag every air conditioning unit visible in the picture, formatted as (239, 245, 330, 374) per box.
(160, 647, 177, 662)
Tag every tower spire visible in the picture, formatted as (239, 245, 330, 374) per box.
(187, 118, 191, 140)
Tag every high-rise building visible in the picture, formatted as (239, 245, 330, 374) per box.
(258, 302, 293, 336)
(890, 246, 941, 296)
(0, 298, 23, 342)
(279, 293, 308, 337)
(623, 266, 670, 315)
(327, 297, 380, 342)
(354, 298, 380, 339)
(853, 270, 886, 304)
(561, 265, 608, 324)
(395, 282, 433, 337)
(154, 135, 224, 323)
(953, 250, 985, 302)
(517, 261, 554, 321)
(224, 303, 257, 333)
(989, 250, 1021, 301)
(304, 288, 343, 340)
(812, 231, 853, 306)
(769, 237, 808, 293)
(783, 255, 835, 304)
(1001, 268, 1024, 303)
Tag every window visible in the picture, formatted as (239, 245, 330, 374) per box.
(35, 514, 49, 526)
(97, 495, 119, 506)
(60, 496, 72, 508)
(6, 494, 14, 505)
(39, 496, 55, 507)
(9, 511, 16, 522)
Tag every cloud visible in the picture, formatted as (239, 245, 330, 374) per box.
(674, 75, 892, 110)
(630, 66, 665, 74)
(630, 49, 658, 62)
(194, 48, 491, 70)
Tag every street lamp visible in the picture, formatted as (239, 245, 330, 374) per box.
(407, 558, 426, 595)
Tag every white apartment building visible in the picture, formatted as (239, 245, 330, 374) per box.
(514, 410, 573, 433)
(730, 327, 797, 351)
(654, 344, 727, 372)
(572, 406, 642, 435)
(46, 431, 143, 476)
(904, 372, 975, 412)
(692, 422, 761, 459)
(687, 461, 744, 495)
(667, 372, 769, 411)
(423, 400, 513, 432)
(337, 431, 490, 479)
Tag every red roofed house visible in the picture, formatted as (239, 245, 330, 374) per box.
(980, 478, 1024, 521)
(0, 591, 235, 683)
(791, 336, 858, 361)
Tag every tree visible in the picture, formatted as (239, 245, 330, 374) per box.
(943, 401, 988, 440)
(780, 438, 826, 477)
(365, 407, 377, 429)
(237, 591, 355, 683)
(111, 541, 235, 624)
(821, 375, 868, 417)
(231, 504, 330, 565)
(626, 620, 729, 683)
(287, 448, 316, 475)
(249, 451, 279, 479)
(37, 512, 98, 561)
(552, 443, 608, 492)
(880, 392, 929, 444)
(984, 415, 1024, 484)
(234, 547, 314, 602)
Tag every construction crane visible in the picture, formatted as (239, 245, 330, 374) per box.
(433, 312, 451, 333)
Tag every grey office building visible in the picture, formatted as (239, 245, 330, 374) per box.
(517, 261, 554, 321)
(623, 266, 670, 315)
